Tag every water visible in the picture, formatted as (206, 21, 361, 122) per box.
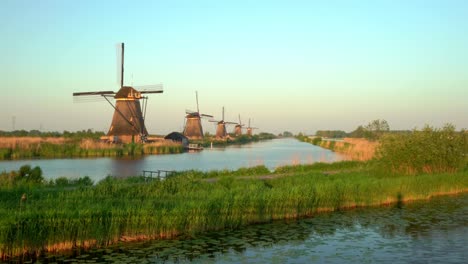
(35, 194, 467, 263)
(0, 138, 345, 181)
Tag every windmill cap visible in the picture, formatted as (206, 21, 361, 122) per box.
(115, 86, 141, 99)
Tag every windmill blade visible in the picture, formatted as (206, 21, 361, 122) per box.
(225, 121, 238, 125)
(73, 91, 115, 96)
(195, 91, 200, 113)
(209, 119, 220, 123)
(201, 114, 214, 118)
(140, 90, 163, 94)
(73, 95, 109, 103)
(222, 106, 225, 121)
(116, 42, 124, 88)
(135, 84, 164, 93)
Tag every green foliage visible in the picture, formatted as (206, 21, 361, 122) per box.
(376, 124, 467, 174)
(348, 119, 390, 140)
(0, 129, 104, 139)
(0, 142, 183, 160)
(312, 137, 322, 145)
(205, 132, 276, 147)
(348, 125, 366, 138)
(315, 130, 347, 138)
(53, 176, 94, 187)
(18, 165, 43, 184)
(0, 165, 44, 187)
(1, 162, 466, 259)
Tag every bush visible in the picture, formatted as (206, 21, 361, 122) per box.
(55, 177, 70, 186)
(29, 166, 43, 183)
(312, 137, 322, 145)
(376, 124, 467, 174)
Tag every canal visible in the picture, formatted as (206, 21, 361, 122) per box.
(0, 138, 346, 181)
(33, 193, 468, 263)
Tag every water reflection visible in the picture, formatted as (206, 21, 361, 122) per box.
(38, 194, 467, 263)
(0, 138, 345, 181)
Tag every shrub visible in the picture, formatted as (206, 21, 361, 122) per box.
(376, 124, 467, 174)
(312, 137, 322, 145)
(55, 177, 70, 186)
(76, 176, 94, 186)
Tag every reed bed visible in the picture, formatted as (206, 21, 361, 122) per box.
(0, 137, 66, 148)
(0, 138, 183, 160)
(1, 161, 466, 260)
(316, 138, 377, 161)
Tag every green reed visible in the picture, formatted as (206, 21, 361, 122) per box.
(1, 161, 467, 260)
(0, 142, 184, 160)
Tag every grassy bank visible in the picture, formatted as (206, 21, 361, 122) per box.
(1, 161, 467, 260)
(297, 135, 377, 161)
(0, 137, 184, 160)
(190, 133, 277, 148)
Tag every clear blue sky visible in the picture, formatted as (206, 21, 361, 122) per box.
(1, 0, 467, 135)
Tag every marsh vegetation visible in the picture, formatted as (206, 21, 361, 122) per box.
(0, 137, 184, 160)
(1, 160, 467, 260)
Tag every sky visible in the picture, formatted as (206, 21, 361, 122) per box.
(1, 0, 467, 135)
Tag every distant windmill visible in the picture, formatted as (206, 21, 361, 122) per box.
(234, 114, 244, 136)
(246, 118, 258, 136)
(73, 43, 163, 143)
(210, 107, 237, 139)
(183, 91, 213, 140)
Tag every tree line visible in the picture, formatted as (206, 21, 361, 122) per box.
(0, 129, 105, 140)
(315, 119, 411, 140)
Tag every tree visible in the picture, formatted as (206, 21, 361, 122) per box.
(365, 119, 390, 140)
(349, 125, 366, 138)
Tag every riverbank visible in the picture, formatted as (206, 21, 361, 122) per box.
(297, 136, 377, 160)
(192, 133, 277, 148)
(0, 137, 184, 160)
(1, 161, 467, 260)
(0, 134, 276, 160)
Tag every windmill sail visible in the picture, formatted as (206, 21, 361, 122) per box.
(183, 91, 212, 139)
(137, 84, 164, 93)
(209, 106, 236, 139)
(116, 43, 124, 88)
(246, 118, 259, 136)
(234, 114, 243, 136)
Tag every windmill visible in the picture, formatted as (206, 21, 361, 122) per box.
(183, 91, 213, 140)
(73, 43, 163, 143)
(234, 114, 244, 136)
(246, 118, 258, 136)
(209, 107, 237, 139)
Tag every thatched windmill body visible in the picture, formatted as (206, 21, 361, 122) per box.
(234, 114, 244, 136)
(246, 118, 258, 136)
(73, 43, 163, 143)
(183, 92, 213, 140)
(210, 107, 237, 139)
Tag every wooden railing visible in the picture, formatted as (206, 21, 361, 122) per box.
(142, 170, 177, 180)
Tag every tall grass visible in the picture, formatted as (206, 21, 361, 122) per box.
(1, 161, 467, 260)
(376, 124, 467, 174)
(0, 138, 184, 160)
(297, 136, 377, 161)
